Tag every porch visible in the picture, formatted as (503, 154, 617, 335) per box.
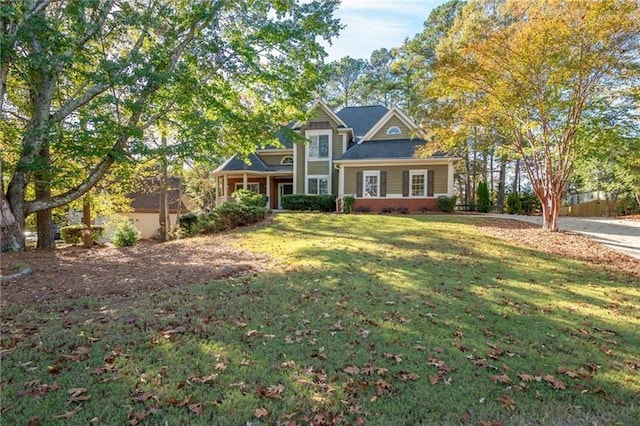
(214, 172, 293, 210)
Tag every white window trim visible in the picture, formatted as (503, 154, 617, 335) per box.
(409, 170, 428, 198)
(386, 126, 402, 135)
(363, 170, 380, 198)
(307, 175, 330, 195)
(280, 155, 294, 165)
(305, 130, 331, 161)
(304, 129, 333, 194)
(234, 182, 261, 193)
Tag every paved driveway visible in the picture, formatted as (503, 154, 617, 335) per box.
(485, 214, 640, 260)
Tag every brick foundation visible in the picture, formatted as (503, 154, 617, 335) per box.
(353, 198, 439, 213)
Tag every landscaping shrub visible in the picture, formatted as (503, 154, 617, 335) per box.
(505, 192, 523, 214)
(178, 212, 199, 237)
(112, 222, 140, 247)
(232, 189, 268, 208)
(341, 195, 356, 214)
(60, 224, 104, 245)
(281, 194, 336, 212)
(616, 196, 640, 216)
(355, 205, 371, 213)
(520, 192, 541, 215)
(476, 181, 491, 213)
(198, 202, 267, 234)
(437, 195, 457, 213)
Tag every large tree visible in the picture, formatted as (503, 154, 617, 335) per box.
(0, 0, 340, 251)
(320, 56, 368, 108)
(427, 0, 640, 231)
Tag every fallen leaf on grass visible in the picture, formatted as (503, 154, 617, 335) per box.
(495, 394, 516, 410)
(397, 372, 420, 382)
(67, 387, 90, 403)
(18, 380, 60, 397)
(491, 374, 512, 385)
(543, 375, 566, 390)
(254, 407, 269, 418)
(344, 365, 360, 375)
(517, 373, 534, 382)
(375, 380, 393, 396)
(189, 402, 204, 414)
(188, 374, 217, 384)
(52, 405, 82, 419)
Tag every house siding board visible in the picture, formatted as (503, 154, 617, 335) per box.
(369, 116, 412, 141)
(295, 143, 305, 193)
(308, 161, 330, 175)
(344, 165, 449, 196)
(260, 153, 290, 166)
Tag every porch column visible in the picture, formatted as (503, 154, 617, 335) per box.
(266, 176, 271, 208)
(337, 165, 344, 197)
(243, 173, 248, 190)
(448, 160, 455, 196)
(223, 174, 228, 198)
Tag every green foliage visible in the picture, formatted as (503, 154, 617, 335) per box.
(615, 196, 640, 216)
(232, 189, 268, 208)
(341, 195, 356, 214)
(476, 181, 491, 213)
(281, 194, 336, 212)
(60, 225, 104, 245)
(198, 202, 266, 234)
(112, 222, 140, 248)
(520, 192, 542, 215)
(3, 214, 639, 424)
(437, 195, 457, 213)
(505, 192, 523, 215)
(178, 213, 199, 237)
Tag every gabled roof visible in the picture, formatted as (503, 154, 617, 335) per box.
(359, 106, 425, 142)
(338, 139, 450, 160)
(336, 105, 389, 142)
(293, 99, 349, 130)
(214, 153, 269, 173)
(261, 126, 296, 150)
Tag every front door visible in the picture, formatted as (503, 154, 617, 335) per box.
(278, 183, 294, 209)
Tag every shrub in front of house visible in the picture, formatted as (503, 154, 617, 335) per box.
(437, 195, 457, 213)
(178, 212, 199, 237)
(60, 224, 104, 245)
(112, 222, 140, 247)
(341, 195, 356, 214)
(198, 201, 267, 234)
(281, 194, 336, 212)
(232, 189, 268, 208)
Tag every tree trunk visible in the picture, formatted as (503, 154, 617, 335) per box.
(496, 159, 506, 213)
(512, 159, 520, 194)
(36, 141, 55, 251)
(0, 195, 24, 252)
(82, 194, 92, 248)
(158, 134, 170, 242)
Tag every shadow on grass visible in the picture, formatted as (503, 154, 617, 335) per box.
(1, 214, 638, 424)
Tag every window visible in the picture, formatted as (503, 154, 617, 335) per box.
(410, 170, 427, 197)
(280, 155, 294, 165)
(235, 182, 260, 193)
(386, 126, 401, 135)
(363, 171, 380, 197)
(308, 134, 329, 159)
(308, 177, 329, 195)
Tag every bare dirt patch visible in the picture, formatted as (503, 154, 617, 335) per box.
(1, 233, 269, 306)
(476, 218, 640, 277)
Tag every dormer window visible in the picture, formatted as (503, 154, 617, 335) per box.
(280, 155, 294, 165)
(386, 126, 401, 135)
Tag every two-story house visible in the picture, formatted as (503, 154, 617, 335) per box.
(212, 100, 459, 212)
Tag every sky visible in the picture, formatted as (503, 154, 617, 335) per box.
(324, 0, 448, 61)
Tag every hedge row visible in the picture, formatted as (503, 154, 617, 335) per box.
(60, 225, 104, 245)
(281, 194, 336, 212)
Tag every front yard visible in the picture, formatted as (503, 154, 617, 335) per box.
(1, 213, 639, 424)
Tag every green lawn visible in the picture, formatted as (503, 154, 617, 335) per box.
(1, 213, 639, 425)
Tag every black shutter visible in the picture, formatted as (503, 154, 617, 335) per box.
(380, 171, 387, 197)
(427, 170, 435, 197)
(402, 170, 409, 197)
(356, 171, 363, 197)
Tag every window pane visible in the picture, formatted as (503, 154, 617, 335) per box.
(319, 135, 329, 158)
(308, 178, 318, 194)
(365, 175, 378, 197)
(309, 138, 319, 158)
(411, 173, 425, 197)
(318, 178, 328, 194)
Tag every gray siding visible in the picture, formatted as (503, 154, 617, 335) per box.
(344, 165, 448, 196)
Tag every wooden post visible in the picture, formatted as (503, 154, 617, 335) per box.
(82, 193, 92, 248)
